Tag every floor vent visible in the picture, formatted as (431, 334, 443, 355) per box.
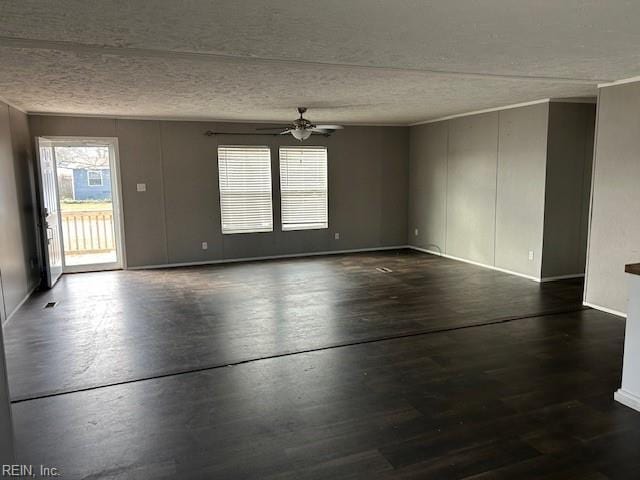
(44, 302, 57, 309)
(376, 267, 393, 273)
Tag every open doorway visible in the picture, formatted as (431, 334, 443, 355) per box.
(36, 137, 125, 278)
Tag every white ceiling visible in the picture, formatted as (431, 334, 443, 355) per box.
(1, 0, 638, 124)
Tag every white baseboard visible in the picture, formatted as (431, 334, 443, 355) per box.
(614, 389, 640, 412)
(583, 301, 627, 318)
(539, 273, 585, 282)
(128, 245, 410, 270)
(3, 283, 39, 325)
(408, 246, 444, 256)
(408, 246, 541, 282)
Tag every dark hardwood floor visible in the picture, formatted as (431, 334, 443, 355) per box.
(5, 250, 583, 401)
(5, 250, 638, 479)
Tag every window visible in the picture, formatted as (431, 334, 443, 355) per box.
(279, 146, 328, 231)
(87, 170, 103, 187)
(218, 146, 273, 234)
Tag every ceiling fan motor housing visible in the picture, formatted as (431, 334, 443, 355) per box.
(293, 118, 314, 129)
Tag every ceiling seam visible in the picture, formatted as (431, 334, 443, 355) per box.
(0, 35, 610, 85)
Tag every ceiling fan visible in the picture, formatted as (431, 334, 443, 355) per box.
(256, 107, 344, 140)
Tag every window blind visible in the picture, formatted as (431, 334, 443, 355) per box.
(218, 146, 273, 234)
(279, 146, 328, 231)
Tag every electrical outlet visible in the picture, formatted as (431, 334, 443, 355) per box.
(528, 250, 534, 261)
(414, 228, 419, 236)
(202, 242, 208, 250)
(136, 183, 146, 192)
(334, 233, 340, 240)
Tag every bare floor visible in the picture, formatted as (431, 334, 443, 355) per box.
(5, 250, 638, 479)
(5, 250, 583, 401)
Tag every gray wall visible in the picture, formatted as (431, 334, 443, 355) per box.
(409, 103, 550, 278)
(407, 121, 448, 253)
(586, 82, 640, 314)
(0, 99, 36, 461)
(30, 116, 409, 267)
(542, 103, 595, 278)
(0, 318, 14, 463)
(0, 101, 39, 321)
(495, 105, 549, 277)
(446, 113, 500, 266)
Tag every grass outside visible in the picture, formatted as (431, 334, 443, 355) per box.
(60, 201, 112, 212)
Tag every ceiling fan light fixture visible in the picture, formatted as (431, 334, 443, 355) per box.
(292, 128, 312, 141)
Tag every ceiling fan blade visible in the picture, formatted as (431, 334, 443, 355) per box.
(310, 128, 331, 134)
(314, 124, 344, 130)
(279, 129, 294, 135)
(255, 126, 291, 131)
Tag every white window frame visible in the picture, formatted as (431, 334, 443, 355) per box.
(87, 169, 104, 187)
(279, 146, 329, 232)
(217, 145, 274, 235)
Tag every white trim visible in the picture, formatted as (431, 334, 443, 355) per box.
(41, 136, 127, 272)
(614, 389, 640, 412)
(409, 99, 550, 126)
(127, 245, 409, 270)
(583, 301, 627, 318)
(583, 87, 601, 308)
(3, 284, 38, 325)
(408, 246, 444, 256)
(407, 246, 541, 282)
(408, 97, 597, 127)
(112, 138, 128, 270)
(598, 75, 640, 89)
(539, 273, 585, 283)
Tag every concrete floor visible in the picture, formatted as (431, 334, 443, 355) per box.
(64, 251, 117, 266)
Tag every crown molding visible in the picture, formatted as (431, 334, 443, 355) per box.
(409, 99, 551, 126)
(598, 75, 640, 89)
(25, 95, 597, 128)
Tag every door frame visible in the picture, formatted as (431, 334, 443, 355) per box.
(39, 136, 127, 273)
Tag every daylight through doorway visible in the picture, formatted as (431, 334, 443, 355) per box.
(48, 139, 123, 272)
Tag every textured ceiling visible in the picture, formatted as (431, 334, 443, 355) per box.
(1, 0, 638, 124)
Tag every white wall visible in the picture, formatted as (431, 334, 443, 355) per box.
(585, 82, 640, 315)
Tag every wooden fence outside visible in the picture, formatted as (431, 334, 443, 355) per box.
(61, 210, 116, 253)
